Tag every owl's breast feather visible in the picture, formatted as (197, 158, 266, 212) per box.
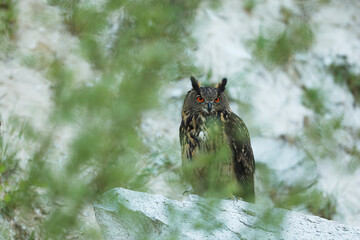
(198, 131, 207, 141)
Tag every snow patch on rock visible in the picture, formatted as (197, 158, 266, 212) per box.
(94, 187, 360, 240)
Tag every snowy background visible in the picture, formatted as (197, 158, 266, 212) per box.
(1, 0, 360, 237)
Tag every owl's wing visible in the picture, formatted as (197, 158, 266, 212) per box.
(179, 119, 187, 160)
(179, 117, 195, 161)
(223, 112, 255, 202)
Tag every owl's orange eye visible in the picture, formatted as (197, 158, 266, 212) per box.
(197, 96, 204, 102)
(214, 97, 220, 103)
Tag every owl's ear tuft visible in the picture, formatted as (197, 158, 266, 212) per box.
(190, 76, 201, 92)
(216, 78, 227, 92)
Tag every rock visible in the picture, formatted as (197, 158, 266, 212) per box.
(94, 188, 360, 240)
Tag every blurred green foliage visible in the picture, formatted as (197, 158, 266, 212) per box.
(0, 0, 16, 36)
(280, 6, 294, 25)
(181, 121, 239, 199)
(255, 160, 337, 220)
(302, 87, 328, 115)
(306, 190, 336, 220)
(347, 147, 360, 174)
(249, 4, 314, 67)
(304, 116, 342, 155)
(0, 0, 17, 53)
(0, 115, 39, 239)
(329, 58, 360, 104)
(318, 0, 331, 4)
(298, 116, 343, 220)
(250, 20, 313, 67)
(0, 126, 19, 218)
(243, 0, 256, 13)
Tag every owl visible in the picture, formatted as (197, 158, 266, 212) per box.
(179, 76, 255, 202)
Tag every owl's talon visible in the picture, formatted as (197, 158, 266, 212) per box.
(234, 195, 241, 201)
(226, 195, 240, 201)
(182, 187, 193, 196)
(182, 190, 190, 195)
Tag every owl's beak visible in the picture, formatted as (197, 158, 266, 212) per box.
(207, 102, 212, 113)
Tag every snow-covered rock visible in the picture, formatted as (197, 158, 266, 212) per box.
(94, 187, 360, 240)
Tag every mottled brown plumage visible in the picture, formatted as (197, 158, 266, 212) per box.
(179, 77, 255, 202)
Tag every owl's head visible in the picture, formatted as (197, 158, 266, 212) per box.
(182, 76, 230, 115)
